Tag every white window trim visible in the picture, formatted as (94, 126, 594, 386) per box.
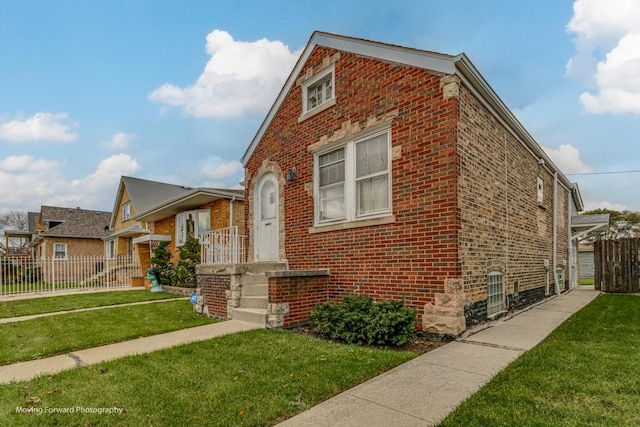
(53, 242, 67, 260)
(537, 177, 544, 205)
(106, 239, 116, 259)
(313, 127, 392, 228)
(175, 209, 211, 247)
(301, 64, 335, 116)
(122, 201, 131, 221)
(487, 272, 504, 317)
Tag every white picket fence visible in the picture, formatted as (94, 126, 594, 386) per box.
(0, 255, 141, 297)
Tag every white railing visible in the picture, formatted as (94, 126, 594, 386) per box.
(200, 226, 247, 264)
(0, 255, 141, 297)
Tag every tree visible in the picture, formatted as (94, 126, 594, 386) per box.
(581, 208, 640, 241)
(0, 211, 28, 255)
(0, 211, 28, 231)
(150, 241, 174, 286)
(176, 236, 201, 287)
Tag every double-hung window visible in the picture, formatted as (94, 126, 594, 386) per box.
(315, 129, 391, 225)
(53, 243, 67, 259)
(122, 202, 131, 221)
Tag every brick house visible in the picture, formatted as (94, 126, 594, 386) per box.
(107, 176, 244, 286)
(29, 206, 111, 259)
(197, 32, 585, 334)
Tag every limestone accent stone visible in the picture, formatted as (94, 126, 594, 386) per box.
(423, 279, 467, 335)
(440, 75, 460, 100)
(424, 302, 464, 317)
(422, 314, 466, 335)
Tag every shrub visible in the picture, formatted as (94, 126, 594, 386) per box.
(150, 241, 173, 286)
(176, 236, 200, 288)
(310, 294, 417, 346)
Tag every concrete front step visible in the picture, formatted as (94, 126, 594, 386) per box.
(242, 284, 268, 297)
(232, 308, 267, 327)
(240, 296, 268, 309)
(241, 273, 268, 286)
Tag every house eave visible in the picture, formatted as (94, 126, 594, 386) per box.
(452, 54, 575, 191)
(132, 188, 244, 223)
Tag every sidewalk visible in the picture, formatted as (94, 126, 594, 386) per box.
(276, 286, 599, 427)
(0, 320, 259, 385)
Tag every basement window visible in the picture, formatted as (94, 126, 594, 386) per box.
(487, 272, 504, 316)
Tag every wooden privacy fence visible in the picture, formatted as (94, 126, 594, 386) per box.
(0, 255, 142, 297)
(594, 238, 640, 293)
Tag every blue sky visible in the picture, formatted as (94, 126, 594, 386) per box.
(1, 0, 639, 215)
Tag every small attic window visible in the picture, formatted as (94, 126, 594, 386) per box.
(302, 65, 334, 115)
(537, 177, 544, 205)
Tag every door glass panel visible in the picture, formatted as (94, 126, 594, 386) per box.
(261, 180, 276, 220)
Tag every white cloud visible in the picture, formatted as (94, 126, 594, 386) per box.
(106, 132, 135, 150)
(149, 29, 301, 118)
(567, 0, 640, 114)
(197, 155, 243, 188)
(0, 154, 139, 213)
(0, 112, 78, 142)
(542, 144, 592, 174)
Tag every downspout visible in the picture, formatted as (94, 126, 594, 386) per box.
(229, 197, 236, 228)
(553, 172, 560, 296)
(568, 191, 574, 290)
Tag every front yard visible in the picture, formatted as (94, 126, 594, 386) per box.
(440, 294, 640, 426)
(0, 291, 418, 426)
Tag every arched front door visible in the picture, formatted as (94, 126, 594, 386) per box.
(255, 173, 279, 261)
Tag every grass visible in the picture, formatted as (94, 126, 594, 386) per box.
(579, 277, 595, 286)
(0, 329, 417, 427)
(439, 294, 640, 426)
(0, 300, 214, 365)
(0, 290, 182, 319)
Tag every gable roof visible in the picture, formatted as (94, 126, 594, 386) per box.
(110, 176, 245, 226)
(241, 31, 579, 201)
(38, 206, 111, 239)
(109, 176, 193, 229)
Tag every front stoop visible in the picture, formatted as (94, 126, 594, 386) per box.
(229, 262, 287, 328)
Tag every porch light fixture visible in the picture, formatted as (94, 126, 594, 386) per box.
(287, 166, 297, 182)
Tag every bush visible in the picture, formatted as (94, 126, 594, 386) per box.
(310, 294, 417, 346)
(176, 237, 200, 288)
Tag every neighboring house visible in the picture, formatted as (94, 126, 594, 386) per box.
(107, 176, 244, 283)
(199, 32, 592, 334)
(2, 212, 40, 258)
(30, 206, 111, 259)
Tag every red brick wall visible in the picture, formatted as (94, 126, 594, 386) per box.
(197, 273, 230, 318)
(268, 276, 330, 327)
(245, 47, 461, 323)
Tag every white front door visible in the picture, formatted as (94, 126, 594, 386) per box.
(255, 173, 279, 261)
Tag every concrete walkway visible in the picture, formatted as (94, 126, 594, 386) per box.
(277, 286, 599, 427)
(0, 320, 259, 385)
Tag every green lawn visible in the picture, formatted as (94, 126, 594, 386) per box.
(0, 329, 416, 427)
(0, 290, 182, 319)
(579, 277, 594, 286)
(0, 300, 214, 365)
(439, 294, 640, 426)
